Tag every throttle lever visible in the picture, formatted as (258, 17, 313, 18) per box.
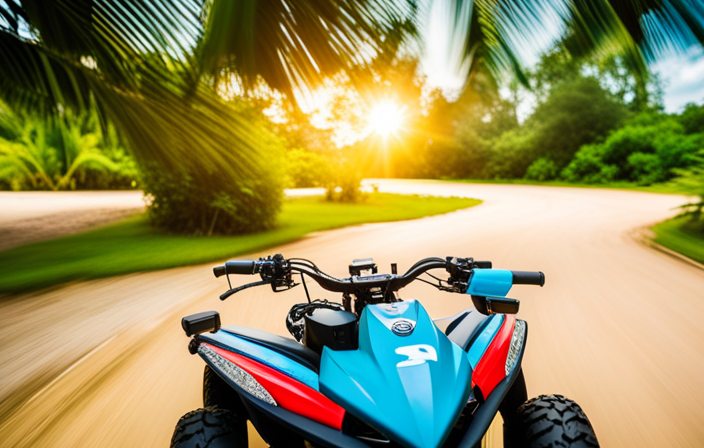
(220, 280, 270, 301)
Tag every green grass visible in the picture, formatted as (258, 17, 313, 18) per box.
(451, 178, 689, 195)
(651, 216, 704, 265)
(0, 193, 481, 294)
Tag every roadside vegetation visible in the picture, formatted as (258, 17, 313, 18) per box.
(2, 2, 704, 274)
(650, 153, 704, 264)
(0, 194, 480, 293)
(651, 217, 704, 266)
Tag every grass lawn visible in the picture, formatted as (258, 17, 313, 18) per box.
(0, 193, 480, 294)
(651, 217, 704, 265)
(452, 178, 688, 195)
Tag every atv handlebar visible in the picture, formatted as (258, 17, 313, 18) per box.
(214, 256, 544, 296)
(510, 271, 545, 286)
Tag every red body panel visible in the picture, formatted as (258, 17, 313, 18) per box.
(472, 315, 516, 398)
(204, 343, 346, 430)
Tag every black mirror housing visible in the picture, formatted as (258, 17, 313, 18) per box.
(182, 311, 221, 336)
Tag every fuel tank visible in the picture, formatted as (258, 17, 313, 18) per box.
(319, 300, 472, 448)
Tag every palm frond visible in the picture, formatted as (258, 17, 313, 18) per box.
(567, 0, 704, 64)
(198, 0, 413, 98)
(443, 0, 704, 86)
(0, 1, 271, 183)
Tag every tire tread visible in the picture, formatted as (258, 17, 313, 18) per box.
(514, 394, 599, 448)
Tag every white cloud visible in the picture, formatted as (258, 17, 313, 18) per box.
(652, 47, 704, 112)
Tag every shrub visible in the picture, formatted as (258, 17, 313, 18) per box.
(563, 116, 702, 184)
(679, 103, 704, 135)
(627, 152, 665, 185)
(285, 148, 332, 188)
(0, 107, 138, 190)
(485, 128, 538, 179)
(561, 144, 616, 183)
(325, 162, 364, 203)
(524, 158, 558, 181)
(675, 151, 704, 230)
(142, 164, 282, 235)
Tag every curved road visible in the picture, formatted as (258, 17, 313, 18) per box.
(1, 180, 703, 447)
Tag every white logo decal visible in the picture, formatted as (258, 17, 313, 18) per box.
(395, 344, 438, 368)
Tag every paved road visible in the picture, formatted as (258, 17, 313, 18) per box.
(1, 180, 702, 448)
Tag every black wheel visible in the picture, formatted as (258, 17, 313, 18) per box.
(202, 366, 249, 445)
(170, 407, 246, 448)
(204, 366, 248, 414)
(511, 394, 599, 448)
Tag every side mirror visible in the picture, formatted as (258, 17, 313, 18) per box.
(486, 297, 520, 315)
(470, 295, 520, 315)
(182, 311, 221, 336)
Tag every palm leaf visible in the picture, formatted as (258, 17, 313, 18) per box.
(442, 0, 704, 86)
(198, 0, 413, 98)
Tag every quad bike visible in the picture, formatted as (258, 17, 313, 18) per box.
(172, 254, 599, 448)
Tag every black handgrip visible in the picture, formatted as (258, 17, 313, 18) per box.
(226, 260, 257, 274)
(511, 271, 545, 286)
(213, 260, 257, 278)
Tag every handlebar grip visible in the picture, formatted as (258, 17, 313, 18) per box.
(511, 271, 545, 286)
(226, 260, 257, 275)
(213, 260, 257, 277)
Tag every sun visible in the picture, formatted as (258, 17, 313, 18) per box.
(367, 100, 405, 137)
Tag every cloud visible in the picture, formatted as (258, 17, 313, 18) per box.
(652, 46, 704, 112)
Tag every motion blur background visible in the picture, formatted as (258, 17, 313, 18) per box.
(1, 1, 704, 447)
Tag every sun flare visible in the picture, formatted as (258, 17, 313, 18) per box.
(367, 100, 405, 137)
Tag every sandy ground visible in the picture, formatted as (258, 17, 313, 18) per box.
(1, 180, 703, 448)
(0, 191, 144, 251)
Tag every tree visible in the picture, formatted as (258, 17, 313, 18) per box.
(0, 0, 410, 234)
(1, 0, 703, 232)
(528, 77, 629, 167)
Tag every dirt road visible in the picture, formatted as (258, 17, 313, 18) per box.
(1, 180, 702, 447)
(0, 191, 144, 251)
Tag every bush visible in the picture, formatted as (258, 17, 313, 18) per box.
(0, 107, 138, 190)
(679, 103, 704, 135)
(324, 162, 364, 203)
(524, 158, 558, 181)
(285, 148, 331, 188)
(563, 116, 702, 185)
(627, 152, 665, 185)
(675, 151, 704, 229)
(143, 165, 282, 235)
(561, 144, 619, 183)
(485, 128, 538, 179)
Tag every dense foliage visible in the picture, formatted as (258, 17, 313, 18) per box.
(1, 1, 703, 233)
(0, 106, 138, 191)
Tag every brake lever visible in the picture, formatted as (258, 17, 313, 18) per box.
(220, 280, 271, 301)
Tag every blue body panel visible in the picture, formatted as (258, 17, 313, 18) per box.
(466, 269, 513, 297)
(198, 329, 320, 390)
(319, 301, 473, 448)
(466, 314, 504, 368)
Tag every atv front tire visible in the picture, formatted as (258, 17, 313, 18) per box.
(513, 394, 599, 448)
(170, 407, 246, 448)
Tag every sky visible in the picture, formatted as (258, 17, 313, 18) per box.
(653, 47, 704, 112)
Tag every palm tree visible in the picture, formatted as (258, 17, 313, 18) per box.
(0, 0, 411, 233)
(0, 0, 702, 233)
(440, 0, 704, 88)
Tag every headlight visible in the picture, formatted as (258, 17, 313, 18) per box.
(199, 344, 277, 406)
(505, 319, 526, 375)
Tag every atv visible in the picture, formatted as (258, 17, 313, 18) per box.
(171, 254, 599, 448)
